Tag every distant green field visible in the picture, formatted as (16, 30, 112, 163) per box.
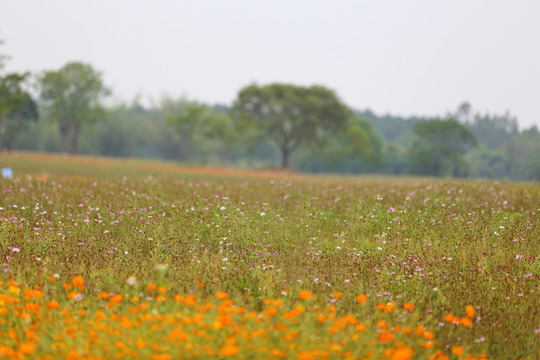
(0, 152, 538, 359)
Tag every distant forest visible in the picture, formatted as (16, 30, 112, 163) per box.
(11, 98, 539, 181)
(2, 59, 539, 181)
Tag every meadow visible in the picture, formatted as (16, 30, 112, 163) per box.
(0, 152, 538, 359)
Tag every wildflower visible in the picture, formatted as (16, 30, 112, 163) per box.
(298, 290, 313, 300)
(126, 276, 136, 285)
(403, 302, 415, 311)
(185, 294, 197, 306)
(333, 291, 343, 299)
(451, 346, 464, 355)
(220, 345, 239, 357)
(391, 347, 413, 360)
(385, 301, 396, 313)
(110, 294, 123, 303)
(356, 294, 367, 303)
(465, 305, 475, 319)
(147, 283, 157, 292)
(46, 300, 60, 310)
(265, 307, 278, 316)
(72, 276, 84, 289)
(216, 291, 228, 299)
(458, 317, 472, 327)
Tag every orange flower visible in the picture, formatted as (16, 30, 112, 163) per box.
(451, 346, 464, 355)
(465, 305, 475, 319)
(391, 347, 413, 360)
(110, 294, 123, 303)
(443, 313, 458, 323)
(157, 286, 167, 294)
(376, 320, 387, 328)
(356, 294, 367, 303)
(46, 300, 60, 311)
(216, 291, 228, 299)
(0, 346, 15, 357)
(72, 276, 84, 289)
(386, 301, 396, 313)
(403, 302, 415, 312)
(147, 283, 157, 292)
(220, 345, 239, 357)
(97, 292, 110, 299)
(63, 283, 72, 290)
(265, 307, 278, 316)
(458, 317, 472, 327)
(332, 291, 343, 299)
(185, 294, 197, 306)
(298, 290, 313, 300)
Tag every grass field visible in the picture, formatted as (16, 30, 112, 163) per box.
(0, 152, 538, 359)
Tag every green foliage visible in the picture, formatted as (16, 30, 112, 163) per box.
(0, 72, 38, 151)
(38, 62, 109, 154)
(409, 118, 477, 177)
(294, 116, 383, 173)
(232, 83, 352, 168)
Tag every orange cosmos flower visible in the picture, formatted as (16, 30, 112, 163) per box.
(333, 291, 343, 299)
(147, 283, 157, 292)
(265, 307, 278, 316)
(46, 300, 60, 310)
(458, 317, 472, 327)
(403, 302, 415, 311)
(216, 291, 228, 299)
(298, 290, 313, 300)
(451, 346, 464, 355)
(185, 294, 197, 306)
(465, 305, 475, 319)
(220, 345, 239, 357)
(356, 294, 367, 303)
(72, 276, 84, 289)
(110, 294, 123, 303)
(391, 347, 414, 360)
(97, 292, 110, 299)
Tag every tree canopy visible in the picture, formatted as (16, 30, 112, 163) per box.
(409, 118, 477, 177)
(38, 62, 109, 154)
(0, 72, 38, 152)
(231, 83, 352, 168)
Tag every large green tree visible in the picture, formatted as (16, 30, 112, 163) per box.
(0, 73, 38, 152)
(38, 62, 109, 154)
(231, 83, 351, 168)
(409, 118, 477, 177)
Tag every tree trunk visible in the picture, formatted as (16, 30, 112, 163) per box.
(281, 146, 290, 169)
(60, 122, 70, 154)
(70, 122, 80, 155)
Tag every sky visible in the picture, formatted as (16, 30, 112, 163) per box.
(1, 0, 539, 129)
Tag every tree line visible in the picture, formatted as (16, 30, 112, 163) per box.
(1, 55, 539, 181)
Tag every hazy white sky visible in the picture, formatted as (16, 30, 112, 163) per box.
(1, 0, 539, 128)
